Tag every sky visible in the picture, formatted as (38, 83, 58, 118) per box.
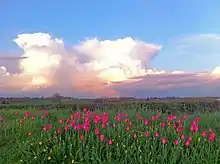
(0, 0, 220, 97)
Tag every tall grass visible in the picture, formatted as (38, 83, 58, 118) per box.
(0, 107, 220, 164)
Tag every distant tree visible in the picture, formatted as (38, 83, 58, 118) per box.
(52, 93, 63, 104)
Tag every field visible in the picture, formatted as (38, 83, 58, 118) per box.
(0, 99, 220, 164)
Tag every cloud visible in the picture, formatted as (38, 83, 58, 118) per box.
(0, 32, 220, 97)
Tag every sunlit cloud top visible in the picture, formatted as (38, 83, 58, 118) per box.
(0, 32, 220, 97)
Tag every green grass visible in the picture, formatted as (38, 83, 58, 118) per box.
(0, 106, 220, 164)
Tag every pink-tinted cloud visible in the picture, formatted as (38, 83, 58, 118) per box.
(0, 32, 220, 97)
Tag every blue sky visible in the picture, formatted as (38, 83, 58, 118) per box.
(0, 0, 220, 97)
(1, 0, 220, 72)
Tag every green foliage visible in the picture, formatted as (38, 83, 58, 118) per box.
(0, 103, 220, 164)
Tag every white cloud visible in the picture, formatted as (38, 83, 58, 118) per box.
(1, 32, 220, 97)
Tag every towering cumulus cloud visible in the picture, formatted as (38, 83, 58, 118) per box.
(0, 32, 220, 97)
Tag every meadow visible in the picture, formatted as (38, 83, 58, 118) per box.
(0, 100, 220, 164)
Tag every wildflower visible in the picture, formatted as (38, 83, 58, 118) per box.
(174, 140, 179, 145)
(155, 131, 159, 137)
(64, 125, 69, 132)
(100, 135, 105, 141)
(80, 135, 85, 141)
(172, 123, 176, 129)
(133, 133, 137, 139)
(180, 134, 185, 139)
(59, 119, 64, 124)
(47, 156, 51, 160)
(95, 128, 100, 135)
(208, 131, 216, 142)
(162, 138, 167, 144)
(28, 132, 32, 136)
(155, 114, 159, 119)
(126, 126, 130, 131)
(151, 116, 155, 121)
(39, 142, 42, 145)
(42, 126, 47, 132)
(188, 136, 192, 141)
(25, 112, 30, 117)
(145, 131, 150, 137)
(183, 114, 188, 120)
(190, 121, 199, 132)
(201, 130, 206, 137)
(161, 122, 166, 128)
(144, 119, 149, 125)
(57, 128, 61, 134)
(185, 140, 191, 147)
(108, 139, 113, 145)
(47, 124, 52, 129)
(196, 117, 200, 122)
(176, 125, 183, 132)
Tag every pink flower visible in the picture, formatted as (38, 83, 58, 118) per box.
(155, 114, 159, 119)
(64, 125, 69, 132)
(155, 131, 159, 137)
(95, 128, 100, 135)
(185, 140, 191, 147)
(190, 121, 199, 132)
(57, 128, 61, 134)
(144, 119, 149, 125)
(47, 124, 52, 129)
(25, 112, 30, 117)
(161, 122, 166, 128)
(126, 126, 130, 131)
(162, 138, 166, 144)
(43, 126, 47, 132)
(174, 140, 179, 145)
(201, 130, 206, 137)
(80, 135, 85, 141)
(145, 131, 150, 137)
(180, 134, 185, 139)
(100, 135, 105, 141)
(133, 133, 137, 139)
(176, 126, 183, 132)
(151, 116, 155, 121)
(108, 139, 113, 145)
(208, 132, 216, 142)
(183, 114, 188, 120)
